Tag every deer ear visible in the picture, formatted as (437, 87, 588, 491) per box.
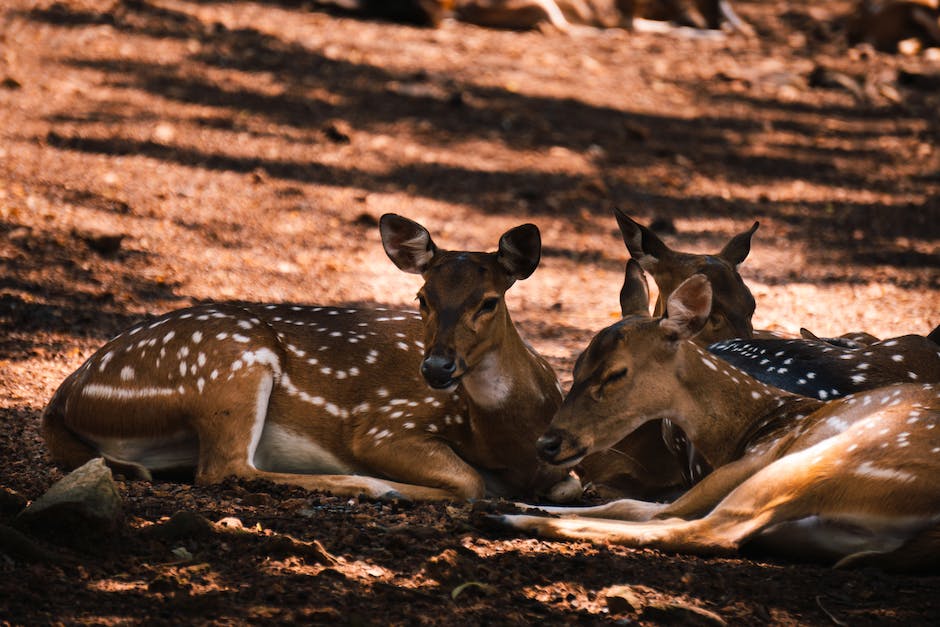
(614, 207, 671, 269)
(660, 274, 712, 340)
(497, 223, 541, 281)
(800, 327, 820, 341)
(380, 213, 438, 274)
(620, 259, 650, 317)
(928, 324, 940, 346)
(718, 221, 759, 266)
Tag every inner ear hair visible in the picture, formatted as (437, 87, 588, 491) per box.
(661, 274, 712, 339)
(380, 213, 437, 274)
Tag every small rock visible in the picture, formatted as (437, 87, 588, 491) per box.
(604, 584, 646, 614)
(77, 231, 126, 256)
(16, 458, 123, 539)
(148, 511, 215, 541)
(324, 120, 352, 144)
(263, 533, 338, 566)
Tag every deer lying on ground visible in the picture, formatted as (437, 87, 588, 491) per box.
(455, 0, 754, 35)
(495, 268, 940, 571)
(601, 211, 939, 498)
(577, 210, 760, 499)
(619, 209, 939, 396)
(613, 209, 758, 344)
(709, 331, 940, 401)
(312, 0, 454, 26)
(846, 0, 940, 52)
(42, 214, 581, 502)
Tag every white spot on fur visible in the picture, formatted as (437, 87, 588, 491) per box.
(853, 461, 916, 483)
(81, 384, 177, 400)
(98, 351, 115, 372)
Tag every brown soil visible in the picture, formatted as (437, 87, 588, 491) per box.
(1, 0, 939, 624)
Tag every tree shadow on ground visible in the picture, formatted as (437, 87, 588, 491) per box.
(14, 0, 938, 338)
(26, 2, 938, 232)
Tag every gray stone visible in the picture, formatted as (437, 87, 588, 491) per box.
(16, 458, 123, 537)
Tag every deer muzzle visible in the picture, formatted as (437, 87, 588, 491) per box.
(536, 428, 590, 468)
(420, 353, 461, 389)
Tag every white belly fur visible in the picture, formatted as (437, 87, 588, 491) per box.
(89, 429, 199, 472)
(253, 422, 352, 474)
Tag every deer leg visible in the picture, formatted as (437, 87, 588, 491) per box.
(500, 433, 940, 563)
(493, 458, 783, 554)
(518, 439, 781, 521)
(352, 435, 487, 500)
(653, 446, 782, 519)
(509, 456, 758, 521)
(190, 371, 455, 500)
(511, 497, 670, 520)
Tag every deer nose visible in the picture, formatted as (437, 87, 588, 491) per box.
(536, 429, 589, 467)
(536, 432, 563, 462)
(421, 354, 458, 389)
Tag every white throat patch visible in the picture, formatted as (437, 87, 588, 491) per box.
(462, 352, 513, 410)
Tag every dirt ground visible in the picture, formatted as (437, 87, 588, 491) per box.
(1, 0, 939, 624)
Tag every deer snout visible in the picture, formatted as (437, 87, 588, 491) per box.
(421, 354, 460, 389)
(536, 429, 589, 467)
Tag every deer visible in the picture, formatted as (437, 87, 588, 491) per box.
(613, 209, 758, 344)
(576, 210, 760, 499)
(493, 268, 940, 571)
(41, 214, 582, 503)
(592, 212, 938, 500)
(708, 331, 940, 401)
(618, 209, 939, 395)
(846, 0, 940, 53)
(312, 0, 454, 26)
(454, 0, 754, 35)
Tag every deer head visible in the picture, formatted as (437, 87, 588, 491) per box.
(381, 213, 541, 393)
(614, 208, 756, 343)
(538, 261, 712, 466)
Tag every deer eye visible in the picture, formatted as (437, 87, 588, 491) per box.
(603, 368, 628, 386)
(476, 297, 499, 318)
(416, 294, 428, 312)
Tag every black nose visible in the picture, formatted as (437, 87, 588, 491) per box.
(421, 355, 457, 388)
(536, 432, 563, 463)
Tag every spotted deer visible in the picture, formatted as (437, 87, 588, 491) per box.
(42, 214, 581, 502)
(617, 209, 939, 397)
(614, 208, 758, 344)
(847, 0, 940, 52)
(577, 211, 760, 499)
(708, 331, 940, 401)
(454, 0, 753, 34)
(497, 270, 940, 571)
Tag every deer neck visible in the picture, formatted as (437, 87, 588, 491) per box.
(672, 342, 818, 468)
(459, 311, 561, 448)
